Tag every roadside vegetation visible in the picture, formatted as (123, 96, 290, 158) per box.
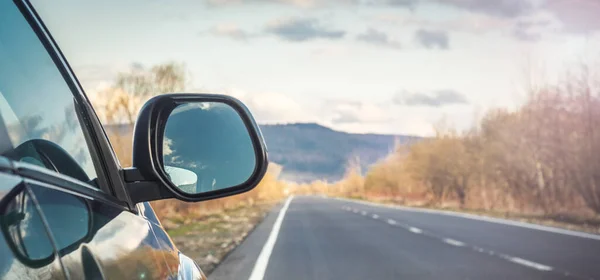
(294, 64, 600, 234)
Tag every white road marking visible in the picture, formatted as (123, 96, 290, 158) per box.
(443, 238, 465, 247)
(409, 227, 422, 234)
(333, 197, 600, 240)
(504, 256, 553, 271)
(248, 196, 293, 280)
(352, 209, 359, 214)
(361, 211, 367, 216)
(332, 198, 560, 275)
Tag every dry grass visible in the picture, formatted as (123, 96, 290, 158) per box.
(166, 201, 276, 275)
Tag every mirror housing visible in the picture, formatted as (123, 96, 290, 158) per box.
(125, 93, 268, 204)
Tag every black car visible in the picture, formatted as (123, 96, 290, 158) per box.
(0, 1, 269, 279)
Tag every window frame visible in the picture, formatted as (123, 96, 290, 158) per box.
(11, 0, 135, 210)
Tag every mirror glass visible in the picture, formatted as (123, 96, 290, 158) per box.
(162, 101, 257, 194)
(28, 185, 91, 255)
(1, 189, 54, 263)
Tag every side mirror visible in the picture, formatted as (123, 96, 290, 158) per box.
(0, 185, 92, 268)
(125, 94, 268, 203)
(0, 186, 55, 268)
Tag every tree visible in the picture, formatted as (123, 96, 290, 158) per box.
(92, 62, 187, 166)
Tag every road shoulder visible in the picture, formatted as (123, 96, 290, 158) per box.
(210, 201, 285, 280)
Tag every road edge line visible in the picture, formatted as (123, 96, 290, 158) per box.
(248, 196, 293, 280)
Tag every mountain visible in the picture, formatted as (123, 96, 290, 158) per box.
(259, 123, 421, 183)
(105, 122, 420, 183)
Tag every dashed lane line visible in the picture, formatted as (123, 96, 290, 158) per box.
(503, 256, 553, 271)
(342, 204, 577, 278)
(409, 227, 422, 234)
(443, 238, 465, 247)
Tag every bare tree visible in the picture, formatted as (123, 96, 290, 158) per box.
(92, 62, 187, 166)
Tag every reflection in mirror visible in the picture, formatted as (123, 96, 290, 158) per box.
(162, 101, 257, 194)
(1, 188, 54, 263)
(0, 187, 66, 278)
(28, 185, 90, 255)
(164, 165, 198, 193)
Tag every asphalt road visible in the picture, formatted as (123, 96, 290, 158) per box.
(210, 196, 600, 280)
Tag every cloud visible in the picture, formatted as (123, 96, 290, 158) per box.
(394, 89, 468, 107)
(431, 0, 600, 34)
(376, 13, 511, 35)
(220, 89, 439, 136)
(226, 90, 404, 131)
(510, 12, 562, 41)
(73, 64, 119, 87)
(512, 19, 546, 42)
(205, 0, 243, 6)
(210, 23, 252, 41)
(265, 17, 345, 41)
(326, 100, 392, 124)
(310, 46, 349, 57)
(356, 28, 402, 49)
(544, 0, 600, 33)
(71, 64, 138, 102)
(357, 0, 416, 8)
(203, 0, 531, 16)
(229, 90, 320, 123)
(438, 0, 534, 18)
(205, 0, 416, 8)
(512, 27, 541, 42)
(206, 0, 335, 8)
(414, 29, 449, 49)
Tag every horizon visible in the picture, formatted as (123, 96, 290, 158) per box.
(258, 122, 423, 137)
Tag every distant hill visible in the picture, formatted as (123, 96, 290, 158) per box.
(105, 122, 420, 183)
(259, 123, 421, 182)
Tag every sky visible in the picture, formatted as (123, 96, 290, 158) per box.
(32, 0, 600, 136)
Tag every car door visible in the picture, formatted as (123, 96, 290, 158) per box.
(0, 1, 171, 279)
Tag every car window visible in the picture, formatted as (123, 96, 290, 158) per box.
(0, 1, 99, 186)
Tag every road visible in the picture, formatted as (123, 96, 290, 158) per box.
(210, 196, 600, 280)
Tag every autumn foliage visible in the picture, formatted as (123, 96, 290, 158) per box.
(300, 65, 600, 219)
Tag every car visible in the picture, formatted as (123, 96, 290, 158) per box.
(0, 1, 269, 279)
